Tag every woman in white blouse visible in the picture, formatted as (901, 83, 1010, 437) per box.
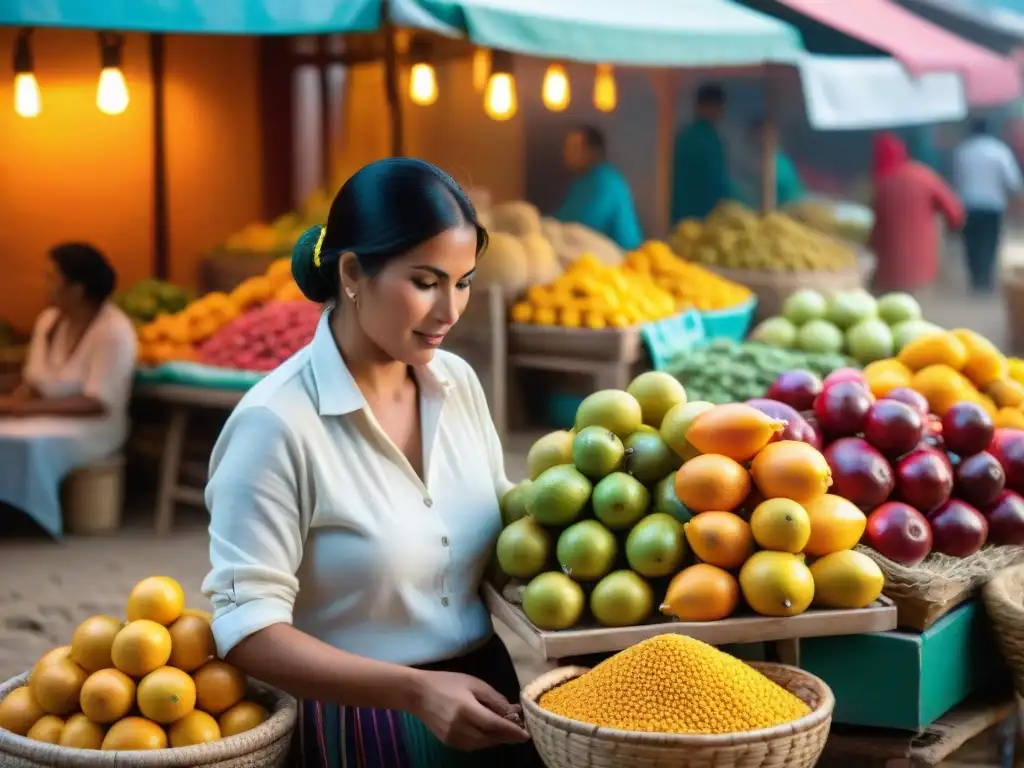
(0, 243, 137, 537)
(202, 158, 539, 766)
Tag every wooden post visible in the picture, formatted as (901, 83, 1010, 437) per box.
(761, 67, 778, 213)
(149, 33, 169, 279)
(381, 0, 404, 157)
(653, 70, 678, 237)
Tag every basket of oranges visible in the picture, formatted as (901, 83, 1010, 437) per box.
(0, 577, 297, 767)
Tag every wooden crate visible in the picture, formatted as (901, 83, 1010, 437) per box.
(507, 324, 643, 363)
(198, 250, 286, 295)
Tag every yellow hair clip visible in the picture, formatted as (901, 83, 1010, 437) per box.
(312, 226, 327, 267)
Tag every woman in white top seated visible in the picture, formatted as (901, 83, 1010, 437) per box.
(202, 158, 540, 766)
(0, 243, 137, 537)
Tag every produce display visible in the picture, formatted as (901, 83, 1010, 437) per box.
(0, 576, 269, 751)
(669, 202, 858, 272)
(497, 372, 885, 633)
(197, 300, 321, 372)
(785, 198, 873, 246)
(222, 188, 332, 254)
(750, 289, 941, 364)
(666, 339, 852, 405)
(622, 241, 752, 312)
(537, 633, 809, 734)
(114, 280, 191, 327)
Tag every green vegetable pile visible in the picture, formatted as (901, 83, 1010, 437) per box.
(666, 339, 854, 404)
(115, 279, 192, 326)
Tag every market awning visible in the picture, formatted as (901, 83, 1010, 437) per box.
(894, 0, 1024, 54)
(739, 0, 1022, 106)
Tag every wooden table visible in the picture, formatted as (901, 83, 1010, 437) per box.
(133, 383, 244, 535)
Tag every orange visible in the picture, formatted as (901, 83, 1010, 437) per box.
(674, 455, 751, 513)
(0, 686, 46, 736)
(193, 660, 247, 715)
(219, 701, 270, 738)
(182, 607, 213, 622)
(659, 564, 739, 622)
(26, 714, 64, 743)
(137, 666, 197, 724)
(101, 717, 168, 751)
(685, 404, 786, 462)
(111, 619, 172, 678)
(952, 328, 1007, 388)
(684, 511, 754, 569)
(168, 613, 216, 673)
(169, 709, 221, 747)
(803, 494, 867, 556)
(70, 615, 125, 673)
(29, 657, 88, 715)
(126, 576, 185, 626)
(80, 668, 136, 724)
(30, 646, 71, 681)
(750, 441, 833, 505)
(58, 713, 106, 749)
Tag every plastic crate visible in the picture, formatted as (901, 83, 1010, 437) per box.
(699, 296, 758, 343)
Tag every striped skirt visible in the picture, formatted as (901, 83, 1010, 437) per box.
(295, 635, 545, 768)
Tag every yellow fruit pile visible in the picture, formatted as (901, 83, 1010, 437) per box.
(863, 328, 1024, 427)
(510, 254, 676, 329)
(138, 258, 302, 366)
(538, 634, 810, 734)
(0, 576, 269, 751)
(622, 241, 752, 312)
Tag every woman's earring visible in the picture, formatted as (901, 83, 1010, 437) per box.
(344, 287, 357, 302)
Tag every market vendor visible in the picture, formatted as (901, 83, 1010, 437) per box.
(671, 83, 738, 223)
(201, 157, 542, 766)
(0, 243, 137, 536)
(554, 125, 643, 250)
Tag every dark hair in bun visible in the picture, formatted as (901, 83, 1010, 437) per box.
(291, 158, 488, 303)
(49, 242, 117, 304)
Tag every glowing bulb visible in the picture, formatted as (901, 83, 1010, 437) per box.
(594, 64, 617, 113)
(484, 72, 517, 122)
(14, 71, 41, 118)
(96, 67, 129, 115)
(472, 48, 491, 92)
(542, 64, 570, 112)
(409, 62, 438, 106)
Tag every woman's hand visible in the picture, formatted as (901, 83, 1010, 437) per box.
(411, 670, 530, 752)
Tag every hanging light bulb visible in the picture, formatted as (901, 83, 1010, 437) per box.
(542, 63, 570, 112)
(408, 36, 438, 107)
(484, 50, 517, 122)
(472, 48, 491, 92)
(12, 29, 41, 118)
(593, 64, 617, 113)
(96, 33, 129, 115)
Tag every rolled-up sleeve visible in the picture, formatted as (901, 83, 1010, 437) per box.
(202, 405, 305, 658)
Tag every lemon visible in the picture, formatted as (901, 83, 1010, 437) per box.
(750, 498, 811, 554)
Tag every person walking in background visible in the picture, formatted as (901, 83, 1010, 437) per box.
(554, 125, 643, 250)
(870, 132, 964, 294)
(671, 84, 737, 223)
(953, 118, 1023, 293)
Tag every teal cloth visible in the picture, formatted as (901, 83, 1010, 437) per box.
(554, 162, 643, 250)
(775, 150, 805, 207)
(671, 120, 739, 223)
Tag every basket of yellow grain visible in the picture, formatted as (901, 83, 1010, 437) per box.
(521, 634, 834, 768)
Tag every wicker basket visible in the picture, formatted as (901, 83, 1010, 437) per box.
(983, 563, 1024, 696)
(0, 672, 296, 767)
(521, 662, 834, 768)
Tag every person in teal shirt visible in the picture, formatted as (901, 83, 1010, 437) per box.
(749, 119, 805, 207)
(671, 84, 737, 223)
(554, 126, 643, 250)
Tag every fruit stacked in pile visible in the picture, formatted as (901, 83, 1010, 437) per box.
(197, 300, 321, 372)
(115, 280, 191, 328)
(621, 241, 752, 312)
(0, 577, 269, 751)
(510, 255, 677, 329)
(751, 289, 941, 365)
(495, 373, 884, 632)
(764, 367, 1024, 567)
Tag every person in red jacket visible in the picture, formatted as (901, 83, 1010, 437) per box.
(870, 132, 964, 294)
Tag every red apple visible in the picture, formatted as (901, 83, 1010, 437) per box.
(765, 370, 823, 412)
(823, 367, 867, 390)
(929, 499, 988, 557)
(955, 451, 1006, 509)
(983, 490, 1024, 545)
(814, 381, 874, 438)
(942, 402, 994, 458)
(882, 387, 930, 419)
(896, 449, 954, 515)
(864, 502, 933, 566)
(824, 437, 896, 511)
(989, 428, 1024, 494)
(863, 400, 925, 457)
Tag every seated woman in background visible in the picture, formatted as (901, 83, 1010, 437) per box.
(0, 243, 137, 536)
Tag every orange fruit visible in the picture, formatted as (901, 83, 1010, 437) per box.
(750, 441, 833, 505)
(80, 668, 136, 724)
(126, 576, 185, 626)
(193, 660, 246, 715)
(29, 646, 71, 682)
(137, 666, 196, 724)
(219, 700, 270, 737)
(111, 619, 172, 678)
(674, 454, 751, 513)
(26, 714, 64, 743)
(169, 709, 221, 747)
(684, 511, 754, 569)
(803, 494, 867, 556)
(168, 613, 216, 673)
(659, 564, 739, 622)
(71, 615, 125, 673)
(685, 404, 786, 462)
(29, 656, 88, 715)
(0, 686, 46, 736)
(182, 607, 213, 622)
(58, 713, 106, 749)
(101, 717, 168, 750)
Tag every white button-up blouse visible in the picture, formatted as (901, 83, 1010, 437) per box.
(201, 311, 513, 666)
